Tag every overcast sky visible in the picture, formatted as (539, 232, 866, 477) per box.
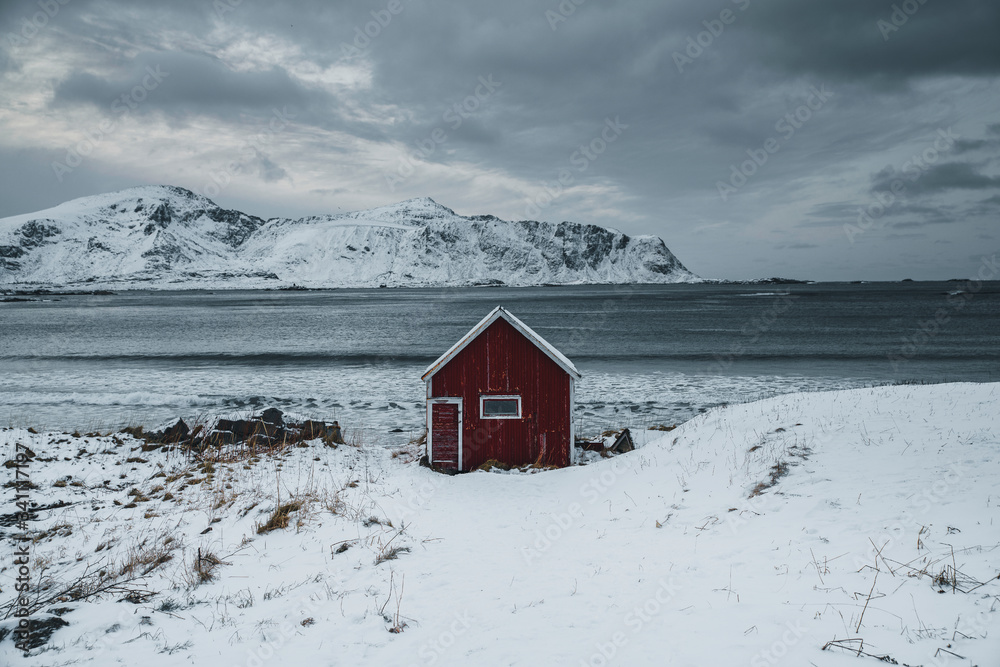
(1, 0, 997, 281)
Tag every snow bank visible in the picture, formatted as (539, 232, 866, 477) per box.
(1, 382, 997, 665)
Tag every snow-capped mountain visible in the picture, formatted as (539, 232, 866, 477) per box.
(0, 185, 699, 289)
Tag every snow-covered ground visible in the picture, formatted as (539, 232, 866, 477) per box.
(1, 382, 997, 665)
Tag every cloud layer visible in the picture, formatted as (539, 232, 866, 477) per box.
(1, 0, 997, 280)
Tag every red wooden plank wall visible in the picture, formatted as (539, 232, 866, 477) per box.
(431, 318, 570, 470)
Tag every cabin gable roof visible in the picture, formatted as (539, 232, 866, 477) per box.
(421, 306, 581, 381)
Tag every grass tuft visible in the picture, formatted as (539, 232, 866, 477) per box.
(375, 546, 410, 565)
(191, 548, 224, 584)
(256, 501, 303, 534)
(749, 461, 790, 498)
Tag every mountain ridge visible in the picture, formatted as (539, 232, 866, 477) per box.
(0, 185, 700, 289)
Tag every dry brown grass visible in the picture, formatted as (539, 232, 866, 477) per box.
(190, 548, 225, 584)
(477, 459, 511, 472)
(256, 501, 303, 534)
(647, 424, 676, 432)
(749, 461, 790, 498)
(119, 537, 176, 577)
(375, 546, 410, 565)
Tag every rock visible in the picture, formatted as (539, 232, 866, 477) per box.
(216, 419, 259, 439)
(205, 430, 236, 446)
(208, 416, 287, 448)
(212, 419, 247, 435)
(162, 419, 190, 443)
(258, 408, 284, 426)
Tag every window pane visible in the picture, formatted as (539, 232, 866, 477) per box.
(483, 399, 518, 416)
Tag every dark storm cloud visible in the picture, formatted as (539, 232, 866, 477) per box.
(960, 194, 1000, 218)
(872, 162, 1000, 195)
(801, 196, 961, 231)
(918, 163, 1000, 191)
(52, 51, 316, 117)
(952, 139, 989, 155)
(949, 124, 1000, 155)
(883, 203, 956, 227)
(738, 0, 1000, 80)
(802, 202, 861, 227)
(1, 0, 999, 280)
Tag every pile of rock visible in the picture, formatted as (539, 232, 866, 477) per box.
(125, 408, 344, 452)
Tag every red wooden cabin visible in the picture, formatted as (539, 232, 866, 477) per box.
(421, 306, 581, 472)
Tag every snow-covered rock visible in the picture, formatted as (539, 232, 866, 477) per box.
(0, 186, 698, 289)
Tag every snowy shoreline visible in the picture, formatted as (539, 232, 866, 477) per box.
(2, 382, 998, 664)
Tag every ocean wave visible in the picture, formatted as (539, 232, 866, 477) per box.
(0, 352, 440, 365)
(0, 391, 221, 408)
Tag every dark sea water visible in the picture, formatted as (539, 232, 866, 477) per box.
(1, 283, 998, 443)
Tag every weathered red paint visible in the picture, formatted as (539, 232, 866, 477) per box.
(428, 316, 572, 471)
(430, 403, 459, 467)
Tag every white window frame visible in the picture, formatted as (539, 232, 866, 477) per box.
(480, 394, 522, 420)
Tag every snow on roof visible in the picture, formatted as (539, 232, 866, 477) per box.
(421, 306, 581, 381)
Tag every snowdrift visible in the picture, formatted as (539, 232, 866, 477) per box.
(1, 382, 997, 664)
